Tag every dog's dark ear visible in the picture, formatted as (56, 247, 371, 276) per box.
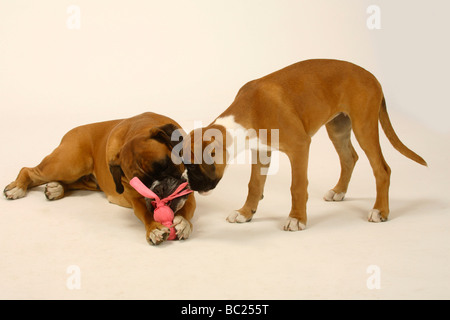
(109, 164, 125, 194)
(149, 123, 183, 150)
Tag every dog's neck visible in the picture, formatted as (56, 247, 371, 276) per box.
(213, 115, 275, 156)
(211, 115, 253, 164)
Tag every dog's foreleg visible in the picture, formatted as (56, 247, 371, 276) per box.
(227, 149, 271, 223)
(173, 193, 196, 240)
(130, 197, 170, 245)
(283, 139, 311, 231)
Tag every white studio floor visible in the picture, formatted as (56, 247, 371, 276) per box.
(0, 110, 449, 300)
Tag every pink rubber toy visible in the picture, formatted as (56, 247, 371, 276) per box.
(129, 177, 193, 240)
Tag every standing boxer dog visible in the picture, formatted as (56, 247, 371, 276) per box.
(183, 59, 426, 231)
(4, 112, 195, 245)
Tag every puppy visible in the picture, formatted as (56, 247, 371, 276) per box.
(182, 59, 427, 230)
(4, 112, 195, 245)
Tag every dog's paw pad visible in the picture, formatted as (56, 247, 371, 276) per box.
(226, 211, 251, 223)
(45, 182, 64, 200)
(283, 217, 306, 231)
(323, 189, 345, 201)
(173, 216, 192, 240)
(4, 186, 26, 200)
(368, 209, 387, 223)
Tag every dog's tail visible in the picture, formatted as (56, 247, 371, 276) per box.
(379, 96, 427, 166)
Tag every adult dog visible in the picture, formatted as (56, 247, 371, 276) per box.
(4, 112, 195, 245)
(183, 59, 426, 231)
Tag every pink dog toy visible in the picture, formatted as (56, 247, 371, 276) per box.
(129, 177, 193, 240)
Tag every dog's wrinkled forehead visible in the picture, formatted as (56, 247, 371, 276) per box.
(136, 155, 180, 187)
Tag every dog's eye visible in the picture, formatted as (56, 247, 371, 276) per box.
(210, 150, 215, 158)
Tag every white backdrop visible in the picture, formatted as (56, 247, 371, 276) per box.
(1, 0, 449, 132)
(1, 0, 449, 300)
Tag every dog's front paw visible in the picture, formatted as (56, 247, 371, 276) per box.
(146, 224, 171, 245)
(226, 210, 252, 223)
(283, 217, 306, 231)
(173, 216, 192, 240)
(368, 209, 387, 223)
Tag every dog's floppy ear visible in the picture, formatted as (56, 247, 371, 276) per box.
(149, 123, 183, 150)
(109, 164, 125, 194)
(105, 123, 129, 194)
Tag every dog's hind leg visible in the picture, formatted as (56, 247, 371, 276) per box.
(64, 174, 100, 192)
(4, 164, 50, 200)
(44, 174, 100, 201)
(4, 131, 93, 200)
(351, 108, 391, 222)
(324, 113, 359, 201)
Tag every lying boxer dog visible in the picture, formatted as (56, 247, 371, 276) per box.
(183, 59, 427, 231)
(4, 112, 195, 245)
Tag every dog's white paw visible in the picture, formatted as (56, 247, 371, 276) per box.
(226, 211, 251, 223)
(4, 186, 26, 200)
(45, 182, 64, 200)
(368, 209, 387, 223)
(323, 189, 345, 201)
(147, 226, 171, 245)
(283, 217, 306, 231)
(173, 216, 192, 240)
